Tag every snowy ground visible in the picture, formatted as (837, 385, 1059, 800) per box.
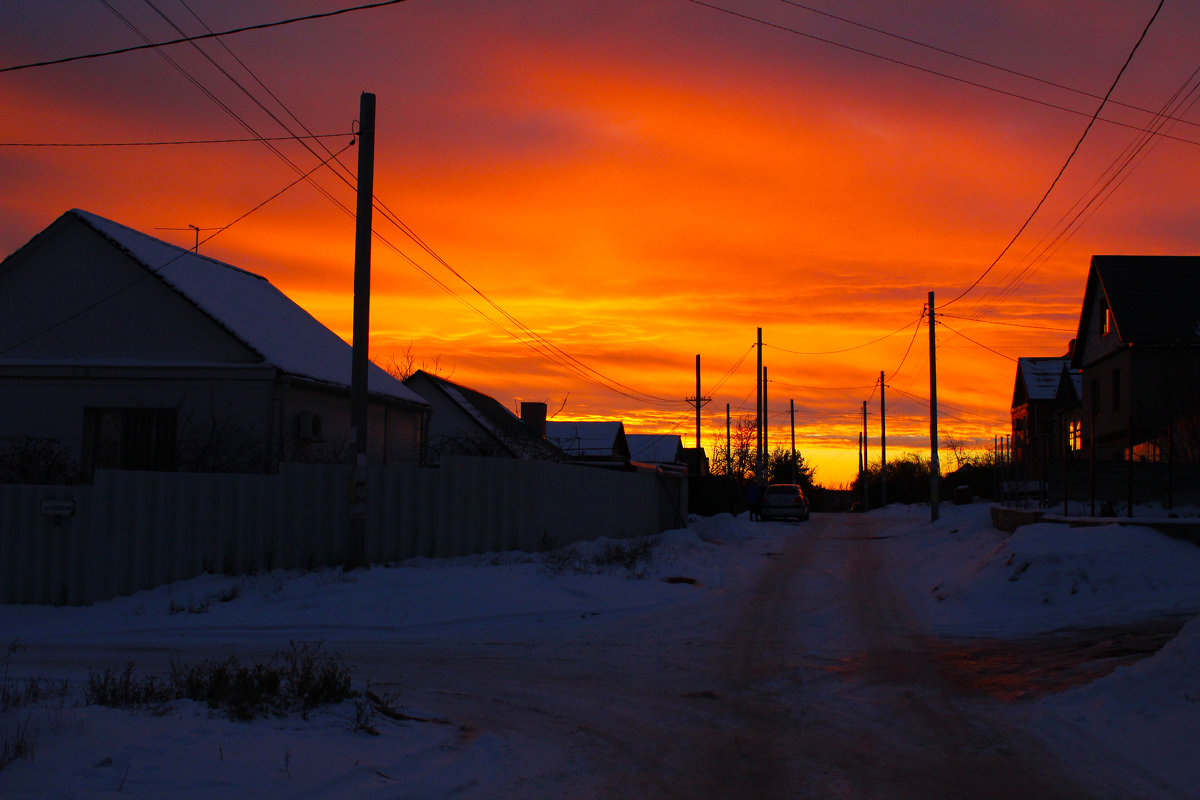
(2, 502, 1199, 798)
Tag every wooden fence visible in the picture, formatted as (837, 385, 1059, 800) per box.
(1, 456, 687, 605)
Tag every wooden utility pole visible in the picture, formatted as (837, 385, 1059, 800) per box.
(763, 366, 769, 481)
(790, 398, 796, 484)
(928, 291, 940, 522)
(862, 400, 869, 508)
(348, 91, 376, 568)
(756, 328, 763, 481)
(685, 354, 711, 449)
(858, 431, 864, 483)
(880, 370, 887, 507)
(725, 403, 731, 478)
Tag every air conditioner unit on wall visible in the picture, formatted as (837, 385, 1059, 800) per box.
(296, 411, 323, 442)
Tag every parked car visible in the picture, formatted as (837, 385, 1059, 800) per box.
(760, 483, 810, 521)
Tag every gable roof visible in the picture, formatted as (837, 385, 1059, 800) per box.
(627, 433, 684, 464)
(1012, 357, 1070, 407)
(1073, 256, 1200, 366)
(1056, 363, 1083, 407)
(546, 420, 629, 459)
(47, 210, 426, 405)
(403, 370, 561, 459)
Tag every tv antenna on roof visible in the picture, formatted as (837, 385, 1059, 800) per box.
(154, 224, 220, 252)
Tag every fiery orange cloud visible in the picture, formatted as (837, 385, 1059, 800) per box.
(4, 1, 1200, 486)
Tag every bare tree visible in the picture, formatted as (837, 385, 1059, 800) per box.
(383, 341, 448, 381)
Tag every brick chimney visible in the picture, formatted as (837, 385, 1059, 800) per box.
(520, 402, 547, 438)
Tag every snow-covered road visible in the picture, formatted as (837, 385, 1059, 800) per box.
(3, 503, 1199, 798)
(346, 513, 1140, 798)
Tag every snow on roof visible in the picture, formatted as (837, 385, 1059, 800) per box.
(405, 371, 563, 460)
(627, 434, 683, 464)
(72, 210, 426, 406)
(1017, 357, 1069, 402)
(546, 420, 624, 457)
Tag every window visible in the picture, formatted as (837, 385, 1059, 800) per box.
(1112, 368, 1121, 412)
(83, 408, 177, 477)
(1069, 419, 1081, 452)
(1100, 298, 1112, 335)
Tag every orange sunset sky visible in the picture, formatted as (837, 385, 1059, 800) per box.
(3, 0, 1199, 485)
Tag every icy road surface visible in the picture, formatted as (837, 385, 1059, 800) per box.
(3, 505, 1197, 799)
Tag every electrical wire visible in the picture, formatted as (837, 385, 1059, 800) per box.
(886, 307, 925, 383)
(940, 0, 1165, 308)
(936, 312, 1074, 333)
(935, 319, 1018, 363)
(684, 0, 1199, 148)
(0, 133, 349, 147)
(1, 0, 412, 73)
(955, 60, 1200, 325)
(763, 313, 923, 356)
(126, 1, 680, 409)
(770, 0, 1200, 133)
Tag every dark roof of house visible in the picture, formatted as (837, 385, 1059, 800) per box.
(1083, 255, 1200, 347)
(6, 210, 428, 406)
(405, 370, 562, 459)
(627, 434, 685, 464)
(546, 420, 629, 459)
(1012, 357, 1070, 407)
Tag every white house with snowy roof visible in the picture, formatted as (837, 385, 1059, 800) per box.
(626, 433, 685, 466)
(0, 209, 429, 479)
(546, 420, 630, 463)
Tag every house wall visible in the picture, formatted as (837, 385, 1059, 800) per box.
(1080, 348, 1133, 460)
(0, 365, 278, 476)
(402, 372, 504, 459)
(277, 380, 424, 466)
(0, 217, 257, 363)
(1076, 285, 1123, 370)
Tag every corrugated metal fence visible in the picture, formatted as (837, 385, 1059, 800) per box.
(1, 456, 686, 605)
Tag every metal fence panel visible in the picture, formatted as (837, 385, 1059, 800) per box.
(2, 456, 685, 605)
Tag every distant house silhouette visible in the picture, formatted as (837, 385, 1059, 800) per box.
(0, 209, 429, 479)
(627, 433, 685, 467)
(547, 420, 630, 463)
(1069, 255, 1200, 462)
(402, 370, 562, 462)
(1010, 355, 1072, 480)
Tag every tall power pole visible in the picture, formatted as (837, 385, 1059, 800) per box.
(762, 366, 769, 480)
(756, 328, 763, 481)
(862, 400, 869, 508)
(725, 403, 731, 478)
(685, 354, 711, 449)
(348, 91, 376, 568)
(928, 291, 940, 522)
(880, 370, 887, 507)
(789, 398, 797, 484)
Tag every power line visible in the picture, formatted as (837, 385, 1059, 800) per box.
(955, 61, 1200, 325)
(0, 133, 349, 147)
(764, 314, 921, 356)
(684, 0, 1200, 148)
(1, 0, 411, 73)
(146, 1, 679, 409)
(769, 379, 875, 392)
(941, 0, 1165, 308)
(887, 307, 926, 382)
(936, 312, 1074, 333)
(770, 0, 1200, 133)
(935, 319, 1018, 363)
(887, 386, 1007, 426)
